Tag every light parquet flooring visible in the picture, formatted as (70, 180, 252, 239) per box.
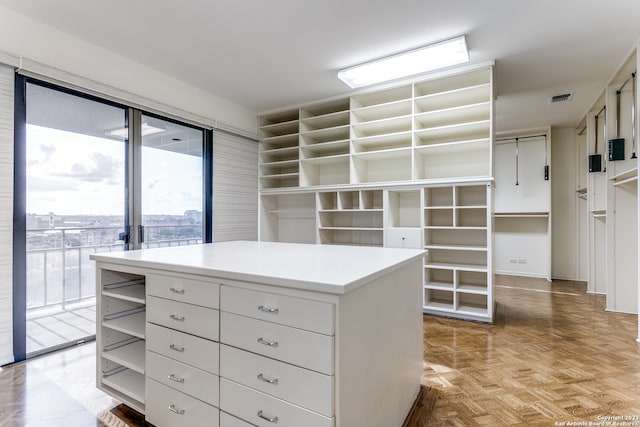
(2, 275, 640, 426)
(421, 275, 640, 426)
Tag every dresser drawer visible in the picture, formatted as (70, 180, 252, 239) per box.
(147, 273, 220, 309)
(220, 345, 333, 416)
(147, 350, 219, 406)
(147, 295, 219, 341)
(147, 323, 219, 374)
(220, 378, 333, 427)
(221, 412, 256, 427)
(220, 312, 333, 375)
(221, 286, 334, 335)
(146, 378, 219, 427)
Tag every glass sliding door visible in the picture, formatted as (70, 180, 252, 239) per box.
(24, 82, 128, 356)
(14, 79, 211, 361)
(138, 114, 205, 248)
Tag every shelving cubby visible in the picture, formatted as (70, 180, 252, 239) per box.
(413, 68, 492, 182)
(349, 85, 414, 184)
(351, 148, 413, 184)
(259, 109, 300, 189)
(97, 269, 147, 413)
(260, 193, 316, 244)
(317, 189, 384, 246)
(384, 189, 422, 249)
(300, 98, 351, 187)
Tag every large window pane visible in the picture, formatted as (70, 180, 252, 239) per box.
(25, 83, 127, 355)
(141, 115, 204, 248)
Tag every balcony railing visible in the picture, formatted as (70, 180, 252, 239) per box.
(26, 224, 202, 314)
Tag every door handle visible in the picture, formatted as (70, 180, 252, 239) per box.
(118, 225, 130, 244)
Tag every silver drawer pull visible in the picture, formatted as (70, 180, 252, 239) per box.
(168, 374, 185, 383)
(257, 337, 278, 347)
(169, 314, 185, 321)
(257, 373, 279, 385)
(168, 404, 185, 415)
(258, 305, 279, 314)
(169, 287, 185, 294)
(169, 344, 185, 352)
(257, 410, 278, 423)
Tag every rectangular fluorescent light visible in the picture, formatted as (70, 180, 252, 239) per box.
(106, 122, 165, 138)
(338, 35, 469, 88)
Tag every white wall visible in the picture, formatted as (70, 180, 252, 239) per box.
(0, 5, 257, 135)
(551, 127, 577, 280)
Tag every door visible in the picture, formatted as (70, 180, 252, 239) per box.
(136, 113, 206, 249)
(15, 79, 211, 360)
(23, 81, 128, 356)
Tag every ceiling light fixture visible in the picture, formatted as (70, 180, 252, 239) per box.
(106, 122, 166, 138)
(338, 35, 469, 89)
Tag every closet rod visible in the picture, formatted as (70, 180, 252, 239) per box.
(617, 71, 636, 92)
(495, 133, 547, 143)
(594, 105, 606, 119)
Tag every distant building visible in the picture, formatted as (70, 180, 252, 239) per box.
(184, 210, 202, 223)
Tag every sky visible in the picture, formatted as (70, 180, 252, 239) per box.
(26, 124, 202, 216)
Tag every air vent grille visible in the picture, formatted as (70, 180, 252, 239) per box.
(550, 93, 572, 103)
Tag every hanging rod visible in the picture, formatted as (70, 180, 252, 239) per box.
(577, 126, 587, 135)
(617, 71, 637, 93)
(594, 105, 606, 119)
(495, 133, 547, 143)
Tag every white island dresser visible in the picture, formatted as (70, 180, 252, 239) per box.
(91, 241, 425, 427)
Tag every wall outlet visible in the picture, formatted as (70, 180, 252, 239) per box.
(509, 259, 517, 263)
(518, 259, 527, 264)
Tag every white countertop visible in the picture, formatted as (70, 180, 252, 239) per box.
(90, 241, 425, 294)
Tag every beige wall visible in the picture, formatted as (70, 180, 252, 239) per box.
(551, 127, 578, 280)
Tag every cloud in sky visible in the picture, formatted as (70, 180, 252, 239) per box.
(53, 152, 122, 184)
(26, 124, 203, 216)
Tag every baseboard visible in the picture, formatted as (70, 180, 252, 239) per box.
(494, 270, 550, 280)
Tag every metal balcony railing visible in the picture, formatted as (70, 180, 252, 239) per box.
(26, 224, 202, 314)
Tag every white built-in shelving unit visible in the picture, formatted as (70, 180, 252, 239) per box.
(604, 51, 638, 314)
(422, 184, 492, 322)
(258, 65, 493, 190)
(580, 48, 639, 322)
(97, 269, 147, 413)
(258, 64, 495, 322)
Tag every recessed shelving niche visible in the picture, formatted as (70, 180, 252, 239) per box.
(317, 189, 384, 246)
(259, 109, 300, 189)
(97, 269, 147, 413)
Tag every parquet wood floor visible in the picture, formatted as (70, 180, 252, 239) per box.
(420, 275, 640, 426)
(1, 275, 639, 426)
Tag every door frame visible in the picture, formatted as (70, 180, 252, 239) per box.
(13, 75, 212, 361)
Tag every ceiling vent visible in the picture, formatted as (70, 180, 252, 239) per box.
(550, 93, 572, 103)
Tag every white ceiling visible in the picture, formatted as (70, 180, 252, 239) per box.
(2, 0, 640, 133)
